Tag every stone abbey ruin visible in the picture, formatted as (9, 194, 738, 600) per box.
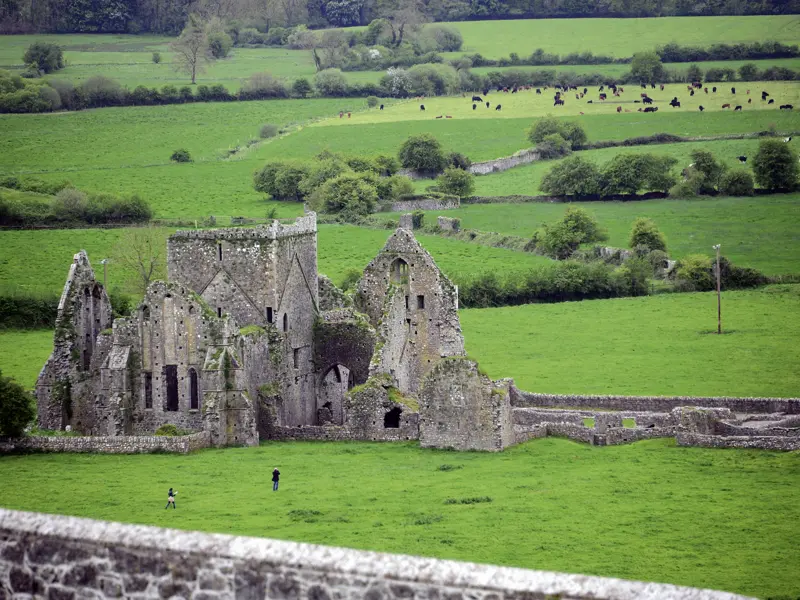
(33, 212, 799, 453)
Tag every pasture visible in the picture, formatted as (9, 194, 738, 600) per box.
(461, 285, 800, 398)
(0, 437, 798, 599)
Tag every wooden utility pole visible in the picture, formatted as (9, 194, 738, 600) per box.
(713, 244, 721, 334)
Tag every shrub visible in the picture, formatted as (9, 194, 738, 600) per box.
(425, 24, 463, 51)
(239, 72, 288, 99)
(38, 85, 61, 110)
(561, 121, 588, 149)
(719, 169, 755, 196)
(531, 206, 607, 259)
(208, 31, 233, 58)
(23, 42, 64, 74)
(629, 51, 664, 83)
(718, 256, 769, 289)
(260, 123, 279, 139)
(273, 163, 310, 201)
(674, 254, 714, 291)
(314, 69, 348, 97)
(80, 76, 124, 107)
(436, 167, 474, 198)
(366, 95, 379, 108)
(689, 149, 727, 193)
(47, 79, 78, 110)
(527, 116, 586, 150)
(345, 156, 378, 173)
(152, 51, 162, 64)
(447, 152, 472, 170)
(752, 138, 799, 191)
(536, 133, 571, 159)
(630, 217, 667, 253)
(738, 62, 759, 81)
(375, 174, 413, 201)
(406, 64, 459, 97)
(0, 370, 35, 437)
(300, 158, 349, 198)
(170, 149, 192, 163)
(317, 172, 378, 221)
(540, 156, 603, 197)
(155, 423, 180, 436)
(52, 188, 88, 221)
(340, 268, 362, 291)
(292, 77, 313, 98)
(398, 134, 447, 174)
(411, 210, 425, 229)
(374, 154, 400, 176)
(602, 153, 677, 196)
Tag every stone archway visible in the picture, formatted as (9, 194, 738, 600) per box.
(317, 364, 353, 425)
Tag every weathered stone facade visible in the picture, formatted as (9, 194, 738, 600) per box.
(0, 508, 754, 600)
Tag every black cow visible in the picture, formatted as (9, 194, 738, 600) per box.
(699, 106, 705, 111)
(536, 88, 541, 94)
(379, 104, 384, 110)
(669, 98, 680, 108)
(554, 99, 564, 106)
(587, 100, 593, 103)
(712, 86, 717, 92)
(690, 90, 695, 96)
(486, 102, 490, 108)
(583, 88, 588, 95)
(762, 91, 769, 99)
(780, 104, 794, 110)
(642, 96, 653, 104)
(420, 104, 425, 111)
(768, 99, 775, 104)
(734, 105, 742, 111)
(641, 83, 646, 89)
(471, 95, 482, 102)
(643, 106, 658, 112)
(731, 87, 736, 94)
(737, 156, 747, 163)
(600, 85, 605, 91)
(599, 93, 607, 100)
(495, 104, 502, 110)
(483, 89, 489, 96)
(472, 104, 476, 110)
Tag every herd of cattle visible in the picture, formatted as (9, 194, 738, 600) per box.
(410, 82, 794, 116)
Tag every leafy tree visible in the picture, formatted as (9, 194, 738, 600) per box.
(260, 123, 280, 138)
(170, 15, 210, 84)
(540, 156, 603, 197)
(560, 121, 587, 149)
(366, 95, 379, 107)
(375, 174, 413, 201)
(536, 133, 571, 159)
(719, 169, 755, 196)
(292, 78, 313, 97)
(527, 116, 586, 149)
(0, 370, 35, 437)
(531, 206, 606, 259)
(23, 42, 64, 74)
(111, 226, 166, 295)
(436, 167, 474, 197)
(752, 138, 799, 191)
(630, 51, 665, 84)
(629, 217, 667, 253)
(686, 63, 703, 82)
(316, 172, 378, 221)
(314, 68, 348, 96)
(738, 63, 759, 81)
(425, 24, 463, 51)
(274, 163, 310, 200)
(375, 154, 400, 175)
(152, 52, 161, 64)
(398, 133, 447, 173)
(689, 149, 727, 193)
(376, 0, 427, 47)
(674, 254, 714, 291)
(325, 0, 364, 26)
(207, 30, 233, 58)
(447, 151, 471, 170)
(602, 153, 677, 195)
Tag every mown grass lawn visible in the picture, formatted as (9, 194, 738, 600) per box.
(0, 438, 798, 599)
(461, 285, 800, 398)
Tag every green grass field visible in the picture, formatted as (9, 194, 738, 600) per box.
(0, 329, 52, 389)
(461, 285, 800, 398)
(399, 194, 800, 276)
(0, 437, 797, 598)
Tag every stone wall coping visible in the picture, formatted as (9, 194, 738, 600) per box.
(171, 214, 316, 241)
(0, 431, 210, 454)
(0, 508, 753, 599)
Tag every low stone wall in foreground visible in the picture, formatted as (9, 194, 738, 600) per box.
(0, 431, 210, 454)
(0, 508, 753, 600)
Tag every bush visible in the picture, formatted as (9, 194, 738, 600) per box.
(374, 154, 400, 176)
(155, 423, 180, 436)
(406, 63, 459, 97)
(375, 174, 413, 201)
(366, 95, 379, 108)
(536, 133, 572, 159)
(630, 217, 667, 253)
(80, 76, 124, 107)
(540, 156, 603, 197)
(674, 254, 714, 291)
(398, 134, 447, 174)
(239, 72, 288, 100)
(208, 31, 233, 58)
(300, 158, 350, 198)
(260, 123, 279, 139)
(292, 78, 312, 98)
(52, 188, 88, 221)
(629, 51, 664, 83)
(752, 138, 799, 191)
(531, 206, 607, 259)
(152, 52, 161, 64)
(170, 149, 192, 163)
(527, 116, 587, 150)
(719, 169, 755, 196)
(314, 69, 348, 96)
(23, 42, 64, 74)
(273, 163, 310, 201)
(436, 168, 474, 198)
(602, 153, 677, 196)
(690, 149, 727, 194)
(445, 152, 470, 170)
(345, 156, 378, 173)
(0, 370, 35, 437)
(718, 256, 769, 289)
(425, 25, 463, 52)
(316, 172, 378, 221)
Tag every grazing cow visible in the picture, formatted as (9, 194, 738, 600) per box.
(785, 136, 793, 143)
(644, 106, 658, 112)
(762, 91, 769, 99)
(640, 92, 648, 98)
(587, 100, 593, 104)
(495, 104, 502, 111)
(660, 84, 665, 90)
(617, 106, 622, 113)
(768, 99, 775, 104)
(735, 105, 742, 111)
(554, 99, 564, 106)
(746, 89, 750, 94)
(669, 98, 680, 108)
(486, 102, 490, 108)
(637, 108, 643, 112)
(472, 104, 476, 110)
(600, 85, 605, 91)
(722, 103, 731, 109)
(712, 86, 717, 92)
(699, 105, 705, 111)
(748, 99, 752, 104)
(446, 115, 452, 119)
(641, 84, 647, 89)
(420, 104, 425, 111)
(690, 90, 695, 96)
(737, 156, 747, 163)
(599, 93, 607, 100)
(483, 89, 489, 96)
(379, 104, 384, 110)
(471, 95, 482, 102)
(704, 87, 708, 93)
(643, 97, 653, 104)
(583, 88, 588, 94)
(780, 104, 794, 110)
(435, 115, 443, 119)
(687, 85, 693, 92)
(575, 94, 580, 99)
(651, 83, 656, 89)
(536, 88, 541, 94)
(731, 87, 736, 94)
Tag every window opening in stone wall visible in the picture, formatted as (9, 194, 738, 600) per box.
(390, 258, 409, 284)
(417, 295, 425, 309)
(384, 407, 402, 428)
(293, 348, 299, 369)
(189, 368, 199, 410)
(405, 295, 409, 309)
(283, 313, 288, 332)
(217, 307, 222, 318)
(83, 333, 92, 370)
(267, 307, 273, 323)
(218, 243, 222, 261)
(142, 305, 150, 320)
(165, 365, 179, 411)
(144, 372, 153, 409)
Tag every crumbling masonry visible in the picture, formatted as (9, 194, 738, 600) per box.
(35, 213, 800, 451)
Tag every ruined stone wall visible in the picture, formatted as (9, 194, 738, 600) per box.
(469, 148, 541, 175)
(676, 433, 800, 451)
(0, 508, 752, 600)
(510, 389, 800, 414)
(437, 216, 461, 232)
(386, 197, 461, 212)
(419, 359, 514, 451)
(0, 432, 210, 454)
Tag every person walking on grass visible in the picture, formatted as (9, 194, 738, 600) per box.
(272, 468, 280, 492)
(165, 487, 177, 509)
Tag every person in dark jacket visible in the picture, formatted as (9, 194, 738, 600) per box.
(165, 488, 177, 509)
(272, 468, 280, 491)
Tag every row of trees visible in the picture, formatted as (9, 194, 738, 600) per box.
(2, 0, 798, 34)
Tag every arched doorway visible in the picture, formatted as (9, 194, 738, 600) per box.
(317, 364, 353, 425)
(390, 258, 409, 284)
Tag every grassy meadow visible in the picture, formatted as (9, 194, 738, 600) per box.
(0, 329, 52, 389)
(0, 438, 798, 599)
(461, 285, 800, 398)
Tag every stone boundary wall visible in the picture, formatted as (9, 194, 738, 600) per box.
(170, 213, 316, 240)
(271, 423, 419, 442)
(511, 389, 800, 415)
(463, 191, 669, 204)
(0, 431, 210, 454)
(387, 197, 461, 212)
(0, 508, 753, 600)
(437, 216, 461, 232)
(469, 148, 541, 175)
(676, 433, 800, 451)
